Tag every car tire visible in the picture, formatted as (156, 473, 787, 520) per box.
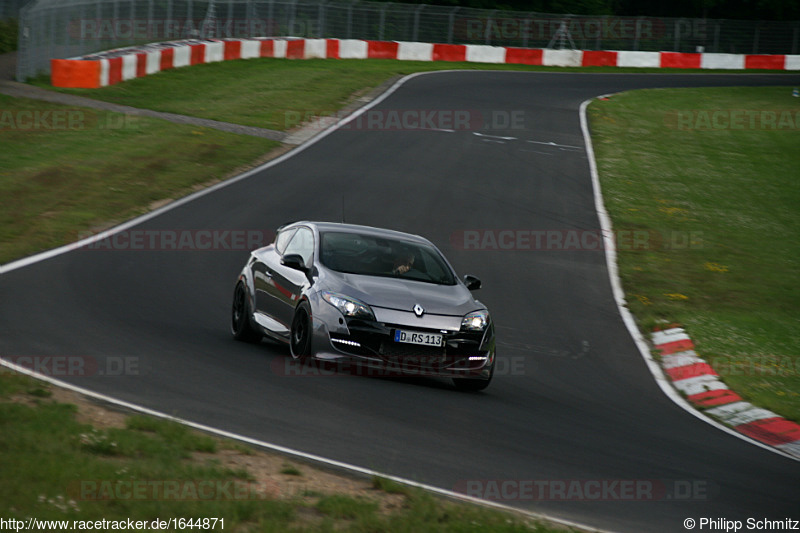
(452, 363, 494, 392)
(231, 281, 262, 343)
(290, 301, 313, 362)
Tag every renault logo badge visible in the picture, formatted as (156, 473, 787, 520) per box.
(413, 304, 424, 317)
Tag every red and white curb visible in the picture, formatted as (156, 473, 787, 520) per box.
(51, 36, 800, 88)
(653, 326, 800, 459)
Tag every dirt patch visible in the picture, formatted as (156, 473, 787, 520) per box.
(12, 384, 407, 514)
(50, 387, 129, 429)
(194, 448, 406, 515)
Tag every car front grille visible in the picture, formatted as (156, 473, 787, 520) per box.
(379, 341, 445, 366)
(332, 320, 491, 370)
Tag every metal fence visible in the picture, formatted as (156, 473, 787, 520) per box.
(17, 0, 800, 81)
(1, 0, 30, 19)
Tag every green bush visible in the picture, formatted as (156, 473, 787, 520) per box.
(0, 18, 19, 54)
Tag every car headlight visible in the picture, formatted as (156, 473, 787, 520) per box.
(321, 292, 375, 320)
(462, 310, 490, 331)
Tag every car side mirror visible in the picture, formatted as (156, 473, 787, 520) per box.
(282, 254, 308, 272)
(282, 254, 315, 284)
(463, 274, 481, 291)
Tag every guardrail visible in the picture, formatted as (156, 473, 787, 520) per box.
(50, 37, 800, 88)
(17, 0, 800, 82)
(0, 0, 27, 20)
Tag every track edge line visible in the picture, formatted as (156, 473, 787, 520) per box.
(578, 94, 797, 463)
(0, 355, 610, 533)
(1, 69, 616, 533)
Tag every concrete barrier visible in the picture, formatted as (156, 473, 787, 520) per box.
(49, 37, 800, 88)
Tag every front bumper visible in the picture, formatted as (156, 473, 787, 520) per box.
(310, 308, 495, 379)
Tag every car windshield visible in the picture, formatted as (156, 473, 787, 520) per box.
(319, 231, 456, 285)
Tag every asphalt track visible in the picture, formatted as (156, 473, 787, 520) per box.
(3, 72, 800, 532)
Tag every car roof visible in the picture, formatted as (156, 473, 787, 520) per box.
(283, 221, 432, 245)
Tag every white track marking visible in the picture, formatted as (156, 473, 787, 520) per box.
(651, 328, 691, 345)
(3, 75, 797, 533)
(473, 132, 516, 140)
(0, 78, 795, 533)
(1, 71, 426, 275)
(579, 95, 797, 462)
(0, 70, 626, 532)
(673, 375, 730, 396)
(525, 140, 582, 150)
(0, 356, 610, 533)
(706, 402, 780, 426)
(660, 351, 703, 369)
(520, 149, 554, 156)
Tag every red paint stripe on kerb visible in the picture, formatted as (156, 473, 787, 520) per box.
(582, 50, 617, 67)
(107, 57, 123, 86)
(326, 39, 340, 59)
(224, 40, 242, 61)
(504, 47, 543, 65)
(49, 40, 794, 89)
(190, 44, 205, 65)
(136, 53, 147, 78)
(665, 362, 717, 381)
(654, 338, 694, 355)
(433, 44, 467, 62)
(736, 418, 800, 446)
(745, 54, 785, 70)
(367, 40, 398, 59)
(660, 52, 701, 69)
(652, 324, 800, 458)
(286, 40, 305, 59)
(51, 59, 101, 88)
(687, 389, 742, 407)
(160, 48, 174, 70)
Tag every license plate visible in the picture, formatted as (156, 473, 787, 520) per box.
(394, 329, 443, 347)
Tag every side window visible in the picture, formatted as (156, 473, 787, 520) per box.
(283, 227, 314, 267)
(275, 228, 297, 255)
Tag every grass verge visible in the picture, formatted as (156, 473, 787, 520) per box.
(7, 60, 796, 266)
(588, 86, 800, 421)
(0, 370, 573, 532)
(6, 60, 798, 424)
(0, 93, 279, 264)
(31, 58, 792, 130)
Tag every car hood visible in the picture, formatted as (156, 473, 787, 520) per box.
(324, 272, 480, 316)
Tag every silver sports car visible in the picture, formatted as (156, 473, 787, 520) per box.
(231, 221, 495, 391)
